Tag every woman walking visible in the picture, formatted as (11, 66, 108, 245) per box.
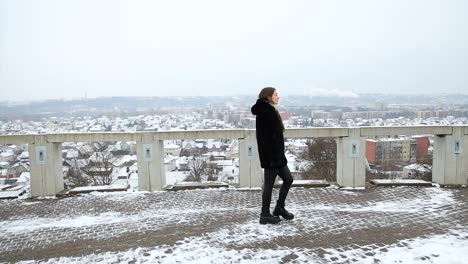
(251, 87, 294, 225)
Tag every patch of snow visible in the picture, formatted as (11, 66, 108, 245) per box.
(71, 185, 127, 192)
(35, 195, 57, 200)
(373, 179, 430, 184)
(1, 212, 125, 232)
(323, 228, 468, 264)
(0, 189, 25, 199)
(291, 180, 328, 185)
(340, 187, 365, 190)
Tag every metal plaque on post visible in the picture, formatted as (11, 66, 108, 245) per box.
(35, 146, 47, 165)
(453, 137, 463, 154)
(142, 144, 154, 161)
(246, 144, 256, 160)
(349, 140, 360, 158)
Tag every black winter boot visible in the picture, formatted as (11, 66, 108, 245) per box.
(259, 213, 281, 225)
(273, 207, 294, 220)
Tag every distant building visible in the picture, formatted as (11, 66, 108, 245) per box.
(19, 151, 29, 162)
(416, 110, 449, 119)
(0, 162, 9, 169)
(435, 110, 449, 118)
(164, 154, 177, 172)
(78, 143, 103, 158)
(17, 172, 30, 186)
(414, 136, 430, 161)
(112, 141, 131, 152)
(7, 163, 29, 178)
(206, 141, 222, 152)
(176, 156, 190, 171)
(65, 149, 79, 159)
(164, 143, 181, 156)
(373, 101, 387, 111)
(284, 140, 307, 155)
(366, 136, 429, 168)
(0, 151, 15, 163)
(311, 111, 329, 119)
(89, 125, 103, 132)
(416, 111, 433, 119)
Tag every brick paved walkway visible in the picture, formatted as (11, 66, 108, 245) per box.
(0, 186, 467, 263)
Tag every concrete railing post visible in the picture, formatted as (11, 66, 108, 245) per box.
(433, 126, 467, 185)
(28, 135, 64, 197)
(239, 130, 262, 188)
(136, 133, 166, 191)
(336, 128, 366, 188)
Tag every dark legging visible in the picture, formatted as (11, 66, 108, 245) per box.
(262, 165, 294, 215)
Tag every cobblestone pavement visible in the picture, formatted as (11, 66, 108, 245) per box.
(0, 186, 467, 263)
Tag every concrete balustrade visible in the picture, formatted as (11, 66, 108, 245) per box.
(336, 128, 366, 188)
(136, 133, 166, 192)
(433, 126, 468, 185)
(0, 125, 466, 197)
(239, 130, 263, 188)
(28, 135, 64, 197)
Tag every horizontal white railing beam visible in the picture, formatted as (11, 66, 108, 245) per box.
(44, 130, 248, 143)
(360, 126, 453, 137)
(47, 132, 137, 143)
(151, 129, 246, 140)
(0, 135, 36, 144)
(2, 126, 465, 144)
(285, 128, 349, 138)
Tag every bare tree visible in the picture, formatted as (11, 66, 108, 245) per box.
(66, 166, 90, 187)
(188, 156, 207, 182)
(303, 138, 337, 182)
(81, 151, 115, 186)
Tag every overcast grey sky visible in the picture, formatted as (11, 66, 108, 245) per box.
(1, 0, 467, 102)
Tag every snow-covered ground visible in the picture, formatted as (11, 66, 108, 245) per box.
(322, 229, 468, 264)
(2, 187, 465, 263)
(16, 227, 468, 264)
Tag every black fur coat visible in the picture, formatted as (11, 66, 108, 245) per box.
(251, 99, 287, 169)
